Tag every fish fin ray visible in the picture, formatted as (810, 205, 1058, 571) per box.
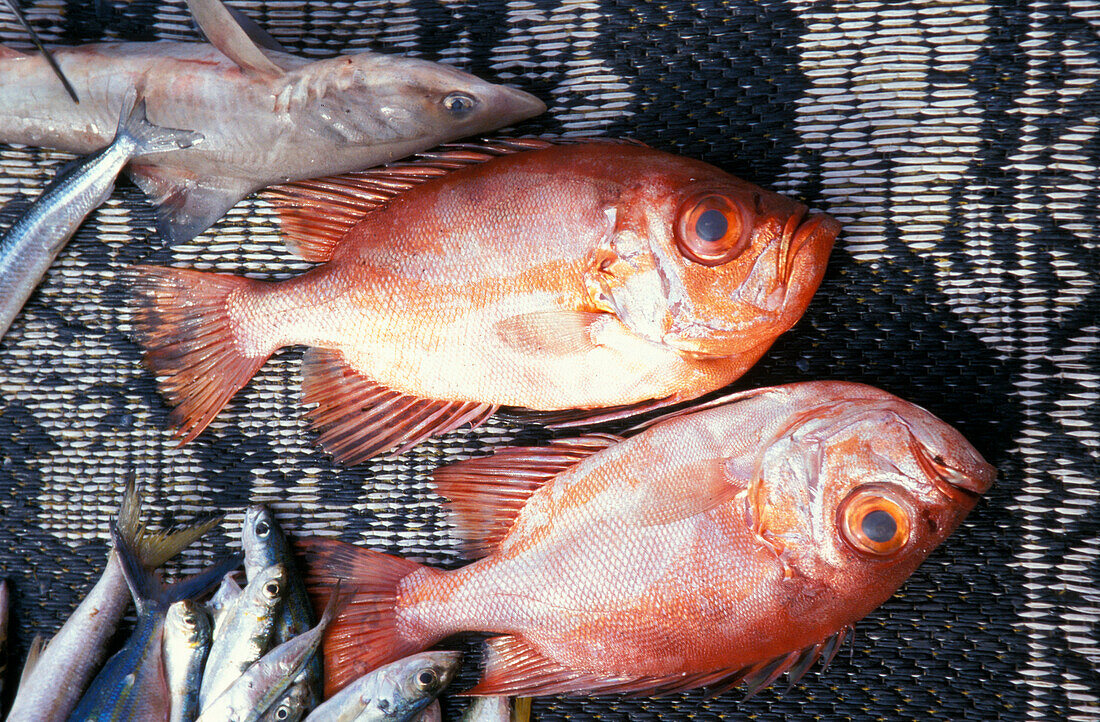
(433, 434, 621, 559)
(301, 348, 496, 464)
(127, 265, 269, 444)
(186, 0, 285, 78)
(297, 537, 435, 698)
(497, 395, 683, 429)
(495, 311, 605, 357)
(127, 165, 251, 243)
(114, 477, 224, 569)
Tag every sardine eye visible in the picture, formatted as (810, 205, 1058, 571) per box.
(255, 520, 270, 537)
(443, 92, 476, 117)
(674, 192, 754, 266)
(415, 668, 438, 690)
(837, 486, 910, 556)
(264, 580, 281, 598)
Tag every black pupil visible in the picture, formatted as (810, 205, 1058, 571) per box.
(256, 521, 269, 536)
(418, 671, 435, 687)
(862, 509, 897, 544)
(695, 209, 728, 242)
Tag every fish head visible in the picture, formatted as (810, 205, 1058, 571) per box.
(594, 159, 838, 357)
(165, 599, 211, 647)
(367, 651, 462, 715)
(242, 503, 287, 579)
(292, 54, 545, 158)
(745, 383, 995, 613)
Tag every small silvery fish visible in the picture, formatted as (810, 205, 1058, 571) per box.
(195, 589, 340, 722)
(69, 521, 240, 722)
(302, 651, 461, 722)
(164, 600, 212, 722)
(302, 382, 995, 698)
(460, 697, 531, 722)
(200, 564, 287, 710)
(9, 481, 222, 722)
(0, 0, 544, 243)
(131, 140, 839, 463)
(207, 572, 243, 632)
(242, 505, 320, 714)
(0, 89, 199, 341)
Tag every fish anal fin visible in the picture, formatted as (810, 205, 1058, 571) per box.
(186, 0, 285, 79)
(301, 348, 497, 465)
(127, 164, 251, 243)
(433, 434, 621, 559)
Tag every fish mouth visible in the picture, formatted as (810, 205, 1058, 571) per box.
(778, 209, 841, 286)
(913, 440, 997, 503)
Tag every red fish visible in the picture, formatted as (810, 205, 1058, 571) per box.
(300, 381, 995, 698)
(130, 140, 838, 463)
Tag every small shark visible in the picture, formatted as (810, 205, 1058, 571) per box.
(0, 0, 545, 242)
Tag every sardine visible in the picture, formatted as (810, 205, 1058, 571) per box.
(302, 651, 461, 722)
(8, 481, 222, 722)
(0, 0, 544, 243)
(242, 505, 320, 715)
(301, 381, 995, 697)
(0, 90, 199, 341)
(207, 572, 243, 630)
(1, 0, 79, 102)
(164, 600, 213, 722)
(200, 564, 287, 711)
(195, 589, 340, 722)
(460, 697, 531, 722)
(69, 521, 240, 722)
(130, 140, 839, 463)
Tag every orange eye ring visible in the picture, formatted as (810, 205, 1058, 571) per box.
(674, 193, 753, 266)
(837, 486, 911, 556)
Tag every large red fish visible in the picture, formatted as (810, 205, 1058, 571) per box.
(300, 381, 995, 698)
(130, 140, 838, 463)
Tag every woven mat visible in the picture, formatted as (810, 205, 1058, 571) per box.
(1, 1, 1098, 720)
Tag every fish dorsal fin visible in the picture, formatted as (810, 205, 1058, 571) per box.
(433, 434, 622, 559)
(186, 0, 284, 79)
(469, 628, 852, 697)
(263, 138, 560, 262)
(127, 164, 253, 243)
(301, 348, 497, 465)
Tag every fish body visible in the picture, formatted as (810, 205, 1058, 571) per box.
(302, 651, 461, 722)
(303, 381, 995, 697)
(8, 482, 222, 722)
(164, 601, 212, 722)
(200, 564, 287, 711)
(460, 697, 530, 722)
(132, 141, 839, 463)
(0, 0, 544, 242)
(0, 92, 198, 341)
(68, 522, 239, 722)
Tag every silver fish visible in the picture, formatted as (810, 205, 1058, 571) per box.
(243, 505, 319, 715)
(68, 521, 240, 722)
(460, 697, 531, 722)
(8, 481, 222, 722)
(0, 0, 545, 243)
(207, 571, 243, 631)
(258, 683, 310, 722)
(0, 89, 199, 341)
(302, 651, 461, 722)
(200, 564, 287, 710)
(164, 600, 213, 722)
(1, 0, 78, 101)
(195, 589, 341, 722)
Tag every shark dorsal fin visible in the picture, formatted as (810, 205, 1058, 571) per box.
(186, 0, 284, 79)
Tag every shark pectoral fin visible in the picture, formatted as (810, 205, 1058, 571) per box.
(127, 164, 252, 243)
(185, 0, 285, 79)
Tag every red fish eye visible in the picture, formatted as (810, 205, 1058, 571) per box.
(837, 488, 911, 556)
(674, 193, 753, 266)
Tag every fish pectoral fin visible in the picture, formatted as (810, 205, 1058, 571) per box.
(301, 348, 497, 464)
(433, 434, 622, 559)
(495, 311, 606, 356)
(632, 457, 742, 527)
(186, 0, 285, 79)
(127, 164, 252, 243)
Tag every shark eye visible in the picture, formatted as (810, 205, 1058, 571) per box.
(674, 192, 754, 266)
(443, 92, 477, 117)
(838, 486, 911, 556)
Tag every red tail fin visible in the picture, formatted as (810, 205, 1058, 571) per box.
(127, 265, 269, 444)
(297, 537, 440, 698)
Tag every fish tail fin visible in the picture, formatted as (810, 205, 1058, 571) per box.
(110, 519, 240, 612)
(115, 91, 203, 156)
(127, 265, 271, 444)
(297, 537, 440, 698)
(114, 477, 224, 569)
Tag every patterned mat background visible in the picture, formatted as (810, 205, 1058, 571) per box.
(1, 0, 1098, 719)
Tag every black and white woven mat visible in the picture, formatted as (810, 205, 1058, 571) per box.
(1, 1, 1097, 720)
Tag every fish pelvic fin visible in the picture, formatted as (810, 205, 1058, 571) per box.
(115, 478, 224, 569)
(433, 434, 620, 560)
(116, 94, 203, 157)
(301, 348, 496, 464)
(297, 536, 440, 699)
(127, 266, 271, 445)
(127, 166, 252, 243)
